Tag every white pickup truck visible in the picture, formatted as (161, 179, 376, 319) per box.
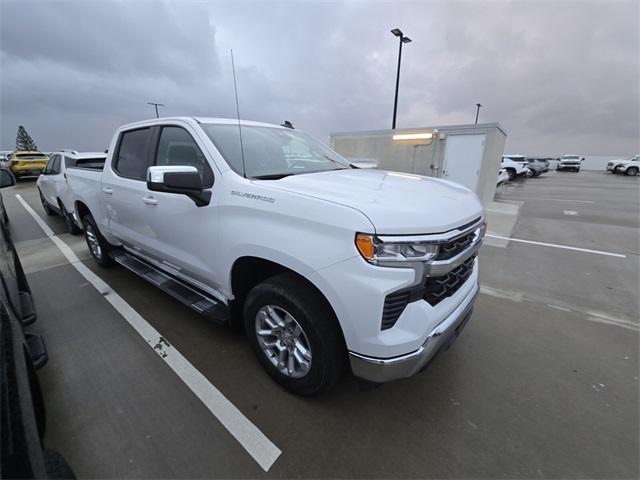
(67, 117, 485, 395)
(557, 154, 584, 172)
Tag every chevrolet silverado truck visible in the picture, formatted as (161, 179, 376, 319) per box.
(556, 154, 584, 172)
(67, 117, 485, 395)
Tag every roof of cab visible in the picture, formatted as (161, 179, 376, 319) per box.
(118, 116, 286, 131)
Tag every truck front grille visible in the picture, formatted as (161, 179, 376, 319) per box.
(436, 230, 476, 261)
(423, 256, 476, 306)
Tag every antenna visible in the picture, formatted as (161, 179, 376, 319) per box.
(230, 49, 247, 178)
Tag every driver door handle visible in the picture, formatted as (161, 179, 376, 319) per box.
(142, 196, 158, 206)
(102, 187, 113, 195)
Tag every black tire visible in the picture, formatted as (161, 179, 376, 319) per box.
(81, 214, 114, 267)
(506, 168, 516, 181)
(59, 201, 81, 235)
(626, 167, 639, 176)
(38, 189, 55, 216)
(244, 273, 345, 396)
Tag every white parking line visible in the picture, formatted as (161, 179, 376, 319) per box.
(518, 196, 595, 204)
(485, 233, 627, 258)
(547, 304, 572, 312)
(15, 194, 281, 472)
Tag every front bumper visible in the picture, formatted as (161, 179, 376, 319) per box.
(349, 281, 479, 383)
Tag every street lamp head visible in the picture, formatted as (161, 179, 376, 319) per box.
(402, 37, 412, 44)
(391, 28, 403, 37)
(476, 103, 482, 108)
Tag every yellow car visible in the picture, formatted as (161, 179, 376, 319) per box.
(7, 151, 49, 178)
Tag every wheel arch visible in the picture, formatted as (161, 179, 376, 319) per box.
(229, 256, 345, 345)
(74, 200, 91, 221)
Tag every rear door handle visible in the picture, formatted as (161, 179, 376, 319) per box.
(102, 187, 113, 195)
(142, 196, 158, 206)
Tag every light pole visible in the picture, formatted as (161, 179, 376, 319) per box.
(391, 28, 412, 129)
(475, 103, 482, 124)
(147, 102, 165, 118)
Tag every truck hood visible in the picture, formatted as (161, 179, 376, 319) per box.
(263, 169, 484, 234)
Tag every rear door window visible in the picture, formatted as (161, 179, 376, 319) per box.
(115, 128, 151, 180)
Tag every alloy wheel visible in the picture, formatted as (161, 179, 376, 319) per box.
(255, 305, 312, 378)
(84, 223, 102, 260)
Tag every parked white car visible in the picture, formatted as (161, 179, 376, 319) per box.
(0, 151, 11, 169)
(557, 154, 584, 172)
(66, 117, 485, 395)
(500, 156, 530, 180)
(37, 151, 106, 233)
(612, 156, 639, 176)
(496, 168, 509, 186)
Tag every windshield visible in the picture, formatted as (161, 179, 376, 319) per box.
(201, 124, 350, 179)
(563, 155, 580, 160)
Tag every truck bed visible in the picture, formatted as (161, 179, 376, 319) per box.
(66, 166, 106, 232)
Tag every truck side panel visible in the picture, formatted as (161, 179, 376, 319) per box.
(66, 168, 116, 243)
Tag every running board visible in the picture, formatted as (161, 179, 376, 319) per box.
(112, 252, 228, 324)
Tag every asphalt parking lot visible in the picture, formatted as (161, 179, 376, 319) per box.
(4, 170, 638, 478)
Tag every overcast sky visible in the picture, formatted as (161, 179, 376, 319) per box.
(1, 0, 638, 155)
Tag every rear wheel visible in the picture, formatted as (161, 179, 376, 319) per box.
(38, 190, 54, 216)
(626, 166, 639, 176)
(82, 214, 114, 267)
(244, 273, 344, 396)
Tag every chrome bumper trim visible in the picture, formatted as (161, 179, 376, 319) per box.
(349, 282, 479, 383)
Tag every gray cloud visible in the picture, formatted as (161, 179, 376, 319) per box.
(1, 0, 637, 155)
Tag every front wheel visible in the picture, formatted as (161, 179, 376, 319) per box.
(506, 168, 516, 181)
(244, 273, 345, 396)
(38, 190, 54, 216)
(626, 167, 639, 176)
(82, 214, 114, 267)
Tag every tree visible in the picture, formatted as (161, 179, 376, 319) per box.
(16, 126, 38, 151)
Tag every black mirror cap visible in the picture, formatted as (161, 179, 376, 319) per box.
(147, 171, 211, 207)
(0, 168, 16, 188)
(164, 171, 204, 191)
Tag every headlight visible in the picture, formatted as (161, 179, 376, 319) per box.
(355, 233, 439, 266)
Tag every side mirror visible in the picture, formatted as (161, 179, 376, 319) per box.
(581, 157, 585, 161)
(0, 168, 16, 189)
(147, 165, 211, 207)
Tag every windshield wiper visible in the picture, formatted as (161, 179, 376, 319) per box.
(253, 168, 349, 180)
(252, 173, 295, 180)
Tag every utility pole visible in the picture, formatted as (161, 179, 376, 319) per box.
(147, 102, 165, 118)
(475, 103, 482, 124)
(391, 28, 412, 129)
